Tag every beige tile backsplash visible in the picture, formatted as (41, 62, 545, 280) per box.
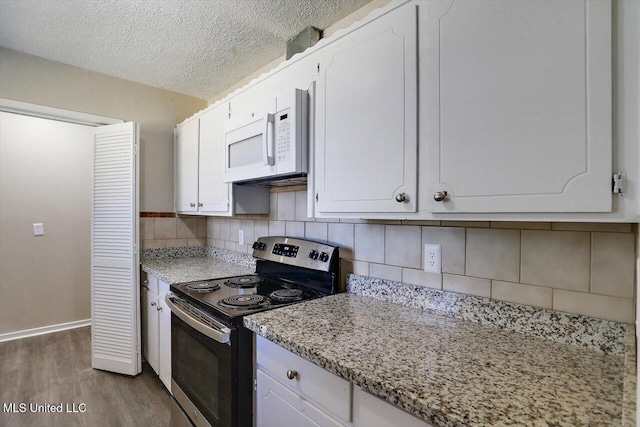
(142, 190, 637, 323)
(520, 230, 591, 292)
(140, 216, 207, 250)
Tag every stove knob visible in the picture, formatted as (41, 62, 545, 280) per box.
(308, 249, 319, 259)
(259, 242, 267, 250)
(252, 242, 259, 249)
(319, 252, 329, 262)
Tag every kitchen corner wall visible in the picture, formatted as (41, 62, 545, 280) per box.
(140, 216, 208, 249)
(206, 188, 638, 324)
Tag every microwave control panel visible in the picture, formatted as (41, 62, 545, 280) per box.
(275, 109, 292, 163)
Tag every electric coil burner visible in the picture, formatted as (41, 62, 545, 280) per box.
(167, 236, 340, 427)
(184, 281, 220, 293)
(225, 276, 262, 288)
(270, 288, 304, 302)
(219, 294, 269, 309)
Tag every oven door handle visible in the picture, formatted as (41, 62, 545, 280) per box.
(165, 294, 232, 345)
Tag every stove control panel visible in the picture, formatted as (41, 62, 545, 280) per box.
(272, 243, 299, 258)
(252, 241, 267, 251)
(252, 236, 339, 272)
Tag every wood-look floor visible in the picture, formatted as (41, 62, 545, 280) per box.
(0, 326, 172, 427)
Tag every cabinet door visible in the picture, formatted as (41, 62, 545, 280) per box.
(315, 3, 418, 214)
(198, 107, 232, 215)
(425, 0, 612, 213)
(141, 287, 159, 374)
(353, 386, 433, 427)
(175, 119, 199, 213)
(158, 298, 171, 392)
(256, 370, 346, 427)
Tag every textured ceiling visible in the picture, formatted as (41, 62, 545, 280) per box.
(0, 0, 371, 99)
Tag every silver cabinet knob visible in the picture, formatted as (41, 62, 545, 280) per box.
(150, 302, 156, 307)
(198, 202, 203, 207)
(190, 203, 196, 207)
(157, 306, 162, 311)
(395, 193, 407, 203)
(142, 280, 149, 290)
(433, 191, 448, 202)
(286, 370, 298, 380)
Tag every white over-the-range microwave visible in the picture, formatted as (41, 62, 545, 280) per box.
(224, 88, 308, 184)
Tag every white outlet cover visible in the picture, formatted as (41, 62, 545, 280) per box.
(238, 229, 244, 245)
(424, 244, 442, 274)
(33, 223, 44, 236)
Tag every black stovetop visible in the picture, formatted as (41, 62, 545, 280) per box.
(170, 273, 323, 325)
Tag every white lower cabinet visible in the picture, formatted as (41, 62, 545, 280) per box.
(141, 271, 171, 393)
(256, 370, 346, 427)
(141, 285, 159, 373)
(157, 296, 171, 390)
(352, 386, 434, 427)
(255, 336, 432, 427)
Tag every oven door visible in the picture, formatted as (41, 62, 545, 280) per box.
(166, 294, 235, 427)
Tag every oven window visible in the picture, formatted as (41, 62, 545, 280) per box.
(172, 313, 234, 426)
(228, 135, 263, 168)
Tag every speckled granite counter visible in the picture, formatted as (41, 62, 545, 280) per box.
(140, 248, 254, 284)
(245, 292, 633, 426)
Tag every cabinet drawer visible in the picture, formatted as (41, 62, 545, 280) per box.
(256, 336, 351, 422)
(142, 272, 159, 294)
(256, 370, 346, 427)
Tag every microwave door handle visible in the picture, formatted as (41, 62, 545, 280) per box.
(165, 294, 232, 345)
(263, 113, 275, 166)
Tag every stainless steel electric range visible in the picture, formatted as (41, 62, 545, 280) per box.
(166, 236, 340, 427)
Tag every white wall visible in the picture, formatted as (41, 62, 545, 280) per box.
(0, 112, 92, 335)
(0, 47, 207, 213)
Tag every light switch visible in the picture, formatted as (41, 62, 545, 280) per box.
(33, 223, 44, 236)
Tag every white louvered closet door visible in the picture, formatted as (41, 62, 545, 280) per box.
(91, 122, 141, 376)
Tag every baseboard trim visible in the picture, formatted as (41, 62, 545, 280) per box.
(0, 319, 92, 343)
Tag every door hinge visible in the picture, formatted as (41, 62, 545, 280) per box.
(134, 144, 139, 155)
(228, 102, 231, 119)
(612, 171, 625, 196)
(317, 63, 320, 74)
(254, 378, 257, 391)
(133, 243, 139, 255)
(315, 193, 318, 203)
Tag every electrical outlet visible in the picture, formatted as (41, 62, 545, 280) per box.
(33, 223, 44, 236)
(238, 229, 244, 245)
(424, 244, 442, 274)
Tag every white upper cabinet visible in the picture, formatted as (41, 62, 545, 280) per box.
(175, 119, 200, 213)
(425, 0, 612, 213)
(314, 3, 418, 214)
(199, 107, 232, 213)
(175, 105, 269, 216)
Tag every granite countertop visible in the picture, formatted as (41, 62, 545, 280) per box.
(141, 256, 254, 284)
(245, 293, 630, 426)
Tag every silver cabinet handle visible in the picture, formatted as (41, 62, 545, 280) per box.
(433, 191, 448, 202)
(190, 203, 196, 207)
(165, 294, 232, 345)
(395, 193, 407, 203)
(286, 370, 298, 380)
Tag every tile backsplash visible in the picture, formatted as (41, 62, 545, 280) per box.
(205, 189, 637, 323)
(140, 216, 207, 249)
